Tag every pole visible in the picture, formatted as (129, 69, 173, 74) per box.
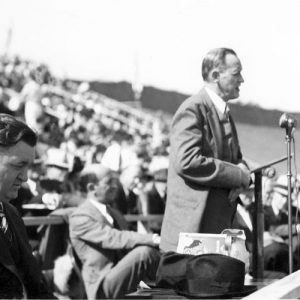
(278, 112, 297, 274)
(253, 171, 264, 278)
(286, 133, 293, 274)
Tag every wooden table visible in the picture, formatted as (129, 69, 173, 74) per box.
(244, 270, 300, 299)
(125, 277, 277, 299)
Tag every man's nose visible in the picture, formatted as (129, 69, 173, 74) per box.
(18, 168, 28, 182)
(239, 74, 244, 83)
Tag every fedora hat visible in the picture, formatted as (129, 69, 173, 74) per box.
(45, 148, 70, 170)
(156, 252, 256, 299)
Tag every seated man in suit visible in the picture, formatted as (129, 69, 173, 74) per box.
(233, 181, 299, 275)
(138, 168, 168, 234)
(0, 113, 54, 298)
(69, 164, 161, 299)
(263, 178, 300, 271)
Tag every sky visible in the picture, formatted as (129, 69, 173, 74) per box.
(1, 0, 300, 112)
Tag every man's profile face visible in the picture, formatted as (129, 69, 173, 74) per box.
(217, 53, 244, 101)
(0, 141, 35, 202)
(95, 174, 119, 205)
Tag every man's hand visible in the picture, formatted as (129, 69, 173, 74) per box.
(228, 187, 243, 205)
(238, 163, 251, 189)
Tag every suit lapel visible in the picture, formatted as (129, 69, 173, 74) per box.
(107, 207, 128, 230)
(0, 203, 27, 294)
(0, 232, 16, 269)
(228, 114, 240, 162)
(83, 200, 128, 230)
(200, 89, 223, 159)
(82, 201, 110, 225)
(82, 200, 117, 229)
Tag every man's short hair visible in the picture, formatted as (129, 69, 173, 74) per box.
(79, 164, 113, 193)
(0, 114, 37, 147)
(202, 48, 237, 81)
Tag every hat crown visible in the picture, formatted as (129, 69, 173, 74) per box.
(184, 254, 244, 295)
(156, 252, 256, 298)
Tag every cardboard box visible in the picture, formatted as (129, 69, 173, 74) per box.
(177, 232, 228, 255)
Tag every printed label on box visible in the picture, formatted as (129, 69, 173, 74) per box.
(177, 232, 228, 255)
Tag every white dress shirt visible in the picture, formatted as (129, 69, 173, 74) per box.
(237, 204, 253, 231)
(205, 87, 229, 115)
(89, 199, 114, 225)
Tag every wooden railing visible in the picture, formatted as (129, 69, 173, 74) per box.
(23, 214, 164, 227)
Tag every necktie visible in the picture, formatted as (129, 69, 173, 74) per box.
(106, 205, 121, 229)
(104, 205, 114, 225)
(224, 103, 230, 120)
(0, 202, 13, 242)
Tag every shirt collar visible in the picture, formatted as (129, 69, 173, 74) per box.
(89, 199, 114, 224)
(237, 204, 253, 231)
(205, 86, 228, 115)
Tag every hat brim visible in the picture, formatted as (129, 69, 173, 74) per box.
(46, 163, 69, 170)
(175, 285, 257, 299)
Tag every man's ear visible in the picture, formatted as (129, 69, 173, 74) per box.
(211, 69, 220, 82)
(87, 183, 95, 192)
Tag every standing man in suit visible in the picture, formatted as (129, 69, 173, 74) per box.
(69, 164, 161, 299)
(0, 113, 54, 298)
(160, 48, 252, 252)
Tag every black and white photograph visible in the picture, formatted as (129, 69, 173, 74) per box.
(1, 0, 300, 299)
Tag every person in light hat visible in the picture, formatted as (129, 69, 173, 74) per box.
(262, 175, 300, 273)
(233, 181, 298, 276)
(136, 168, 168, 234)
(273, 174, 300, 209)
(263, 175, 292, 237)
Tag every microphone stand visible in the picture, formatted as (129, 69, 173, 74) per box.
(285, 125, 294, 274)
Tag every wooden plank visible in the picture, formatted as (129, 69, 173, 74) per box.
(23, 214, 164, 226)
(23, 216, 65, 226)
(243, 270, 300, 299)
(125, 215, 163, 222)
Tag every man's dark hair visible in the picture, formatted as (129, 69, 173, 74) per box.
(202, 48, 237, 81)
(79, 172, 99, 193)
(0, 114, 37, 147)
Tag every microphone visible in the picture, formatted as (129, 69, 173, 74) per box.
(279, 113, 297, 129)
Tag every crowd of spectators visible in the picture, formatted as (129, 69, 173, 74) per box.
(0, 54, 170, 225)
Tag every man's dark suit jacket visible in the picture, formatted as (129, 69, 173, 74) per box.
(160, 88, 247, 252)
(141, 182, 166, 233)
(144, 182, 166, 215)
(0, 201, 53, 298)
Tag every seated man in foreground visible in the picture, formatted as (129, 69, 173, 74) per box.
(69, 164, 161, 299)
(0, 113, 54, 299)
